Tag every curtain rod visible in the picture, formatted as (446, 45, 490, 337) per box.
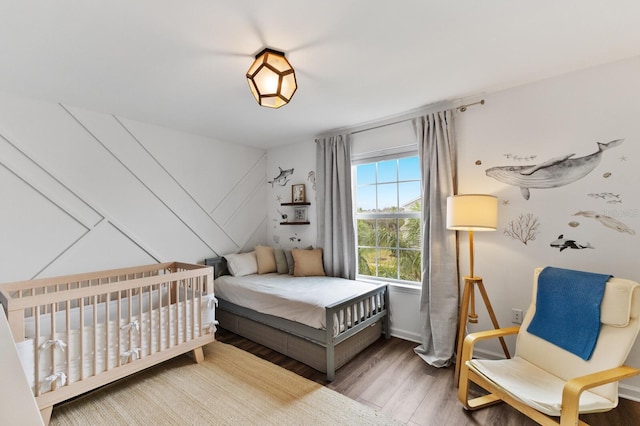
(320, 98, 486, 139)
(457, 99, 485, 112)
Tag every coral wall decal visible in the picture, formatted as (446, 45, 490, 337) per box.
(504, 213, 540, 245)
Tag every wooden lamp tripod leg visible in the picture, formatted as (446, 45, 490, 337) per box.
(454, 277, 511, 387)
(476, 281, 510, 359)
(454, 279, 473, 386)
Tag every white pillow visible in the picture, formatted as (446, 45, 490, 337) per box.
(224, 251, 258, 277)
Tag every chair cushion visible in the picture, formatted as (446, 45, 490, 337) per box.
(468, 357, 616, 416)
(601, 279, 639, 326)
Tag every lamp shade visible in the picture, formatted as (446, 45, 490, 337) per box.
(246, 48, 297, 109)
(446, 194, 498, 231)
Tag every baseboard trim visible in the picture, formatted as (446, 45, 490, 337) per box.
(472, 348, 640, 402)
(390, 328, 421, 343)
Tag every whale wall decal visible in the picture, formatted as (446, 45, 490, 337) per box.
(485, 139, 623, 200)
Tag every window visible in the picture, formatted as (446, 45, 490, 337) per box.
(355, 154, 421, 284)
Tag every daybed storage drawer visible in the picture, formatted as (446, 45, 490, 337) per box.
(217, 307, 382, 374)
(217, 309, 288, 353)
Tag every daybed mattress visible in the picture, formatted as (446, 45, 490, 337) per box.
(215, 273, 380, 332)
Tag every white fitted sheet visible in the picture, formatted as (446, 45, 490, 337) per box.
(215, 273, 379, 331)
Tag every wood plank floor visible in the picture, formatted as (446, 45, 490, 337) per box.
(216, 328, 640, 426)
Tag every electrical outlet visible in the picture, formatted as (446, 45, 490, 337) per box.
(512, 308, 523, 324)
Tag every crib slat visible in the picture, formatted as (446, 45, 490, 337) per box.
(79, 297, 84, 381)
(191, 277, 196, 339)
(106, 292, 111, 370)
(117, 291, 122, 367)
(182, 280, 187, 344)
(167, 281, 173, 348)
(138, 285, 143, 360)
(66, 299, 71, 385)
(50, 303, 56, 390)
(148, 286, 152, 355)
(127, 288, 132, 363)
(158, 283, 163, 353)
(34, 305, 41, 397)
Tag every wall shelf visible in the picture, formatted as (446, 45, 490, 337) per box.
(279, 202, 311, 225)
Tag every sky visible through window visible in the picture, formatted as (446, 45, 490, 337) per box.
(356, 156, 421, 212)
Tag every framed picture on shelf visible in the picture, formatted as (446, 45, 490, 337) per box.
(292, 184, 306, 203)
(294, 206, 307, 222)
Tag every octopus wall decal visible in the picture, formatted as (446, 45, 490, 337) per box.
(573, 210, 636, 235)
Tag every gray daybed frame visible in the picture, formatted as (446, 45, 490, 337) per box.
(205, 257, 390, 381)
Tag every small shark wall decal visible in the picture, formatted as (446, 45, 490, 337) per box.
(268, 167, 294, 187)
(486, 139, 623, 200)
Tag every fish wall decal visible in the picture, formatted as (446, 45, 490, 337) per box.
(268, 167, 294, 187)
(486, 139, 623, 200)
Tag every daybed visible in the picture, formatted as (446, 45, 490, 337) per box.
(205, 249, 389, 381)
(0, 262, 216, 425)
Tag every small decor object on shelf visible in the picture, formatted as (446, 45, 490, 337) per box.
(294, 206, 307, 222)
(292, 184, 306, 203)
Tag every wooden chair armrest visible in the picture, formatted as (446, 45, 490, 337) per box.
(560, 365, 640, 426)
(460, 326, 520, 365)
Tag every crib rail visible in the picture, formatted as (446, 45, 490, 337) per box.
(0, 262, 206, 300)
(0, 262, 216, 415)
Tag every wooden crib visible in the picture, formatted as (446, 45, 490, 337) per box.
(0, 262, 216, 425)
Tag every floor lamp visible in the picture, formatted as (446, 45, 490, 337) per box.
(447, 194, 510, 386)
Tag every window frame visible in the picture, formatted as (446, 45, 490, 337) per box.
(353, 148, 422, 286)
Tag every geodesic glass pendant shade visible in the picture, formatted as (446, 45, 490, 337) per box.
(246, 48, 297, 109)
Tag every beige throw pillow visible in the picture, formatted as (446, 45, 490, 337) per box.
(292, 248, 326, 277)
(255, 245, 277, 274)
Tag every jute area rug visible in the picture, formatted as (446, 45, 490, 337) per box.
(50, 341, 401, 425)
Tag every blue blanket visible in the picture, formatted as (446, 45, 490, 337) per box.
(526, 267, 610, 361)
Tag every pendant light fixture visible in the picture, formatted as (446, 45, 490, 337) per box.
(246, 48, 297, 109)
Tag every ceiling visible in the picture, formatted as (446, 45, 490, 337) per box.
(2, 1, 640, 150)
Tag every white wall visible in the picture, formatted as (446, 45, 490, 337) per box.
(0, 95, 266, 281)
(456, 55, 640, 398)
(265, 141, 317, 249)
(267, 55, 640, 399)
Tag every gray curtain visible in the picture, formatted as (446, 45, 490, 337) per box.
(315, 134, 356, 279)
(412, 110, 459, 367)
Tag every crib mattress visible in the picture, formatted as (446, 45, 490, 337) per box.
(16, 293, 216, 394)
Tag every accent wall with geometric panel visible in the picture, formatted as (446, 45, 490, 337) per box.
(0, 94, 266, 282)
